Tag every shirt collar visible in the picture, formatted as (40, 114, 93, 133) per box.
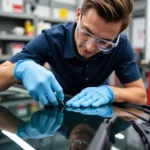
(64, 22, 77, 58)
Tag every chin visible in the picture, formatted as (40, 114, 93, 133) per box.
(79, 52, 91, 59)
(78, 49, 91, 58)
(81, 51, 95, 59)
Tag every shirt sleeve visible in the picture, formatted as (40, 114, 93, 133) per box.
(115, 37, 141, 84)
(8, 32, 51, 66)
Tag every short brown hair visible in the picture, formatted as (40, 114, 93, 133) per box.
(81, 0, 134, 33)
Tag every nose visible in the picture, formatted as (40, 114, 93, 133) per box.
(85, 40, 97, 52)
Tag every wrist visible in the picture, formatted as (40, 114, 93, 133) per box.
(109, 86, 120, 101)
(14, 59, 34, 81)
(98, 85, 115, 103)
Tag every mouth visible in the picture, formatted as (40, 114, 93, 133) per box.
(80, 45, 94, 55)
(84, 50, 93, 55)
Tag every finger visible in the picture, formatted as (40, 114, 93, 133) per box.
(30, 111, 42, 127)
(81, 107, 93, 115)
(72, 95, 91, 107)
(56, 91, 64, 102)
(92, 98, 106, 107)
(72, 97, 89, 107)
(66, 107, 75, 111)
(83, 107, 105, 115)
(50, 75, 64, 102)
(45, 108, 58, 132)
(39, 94, 49, 105)
(50, 112, 64, 135)
(36, 110, 51, 133)
(66, 91, 86, 106)
(40, 109, 50, 124)
(45, 86, 58, 106)
(66, 107, 82, 112)
(29, 92, 39, 102)
(81, 95, 99, 107)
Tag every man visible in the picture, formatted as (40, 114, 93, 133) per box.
(0, 0, 147, 107)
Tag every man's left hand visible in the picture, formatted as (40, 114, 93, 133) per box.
(66, 85, 114, 107)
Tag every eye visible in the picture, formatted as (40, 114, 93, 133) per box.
(97, 40, 110, 48)
(99, 40, 106, 44)
(98, 40, 107, 45)
(84, 32, 91, 37)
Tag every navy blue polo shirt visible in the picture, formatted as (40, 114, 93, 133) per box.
(9, 22, 141, 95)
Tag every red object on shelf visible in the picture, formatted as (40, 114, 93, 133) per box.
(135, 48, 142, 53)
(13, 4, 23, 13)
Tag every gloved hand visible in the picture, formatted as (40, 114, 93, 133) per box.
(66, 85, 114, 107)
(17, 107, 63, 139)
(14, 60, 64, 106)
(66, 105, 114, 117)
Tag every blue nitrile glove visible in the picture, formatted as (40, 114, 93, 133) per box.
(14, 60, 64, 106)
(66, 85, 114, 107)
(66, 105, 114, 117)
(17, 107, 63, 139)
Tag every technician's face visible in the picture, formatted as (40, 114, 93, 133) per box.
(75, 8, 122, 59)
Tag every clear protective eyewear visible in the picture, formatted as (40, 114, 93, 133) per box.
(76, 17, 120, 52)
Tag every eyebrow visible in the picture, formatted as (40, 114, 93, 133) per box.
(83, 26, 114, 42)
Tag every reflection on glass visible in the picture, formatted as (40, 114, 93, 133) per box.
(61, 105, 131, 150)
(66, 105, 114, 118)
(0, 104, 147, 150)
(68, 124, 95, 150)
(17, 107, 63, 139)
(66, 105, 114, 149)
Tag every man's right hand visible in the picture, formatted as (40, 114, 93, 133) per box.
(14, 60, 64, 106)
(17, 107, 64, 139)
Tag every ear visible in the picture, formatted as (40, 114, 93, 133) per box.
(75, 8, 81, 23)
